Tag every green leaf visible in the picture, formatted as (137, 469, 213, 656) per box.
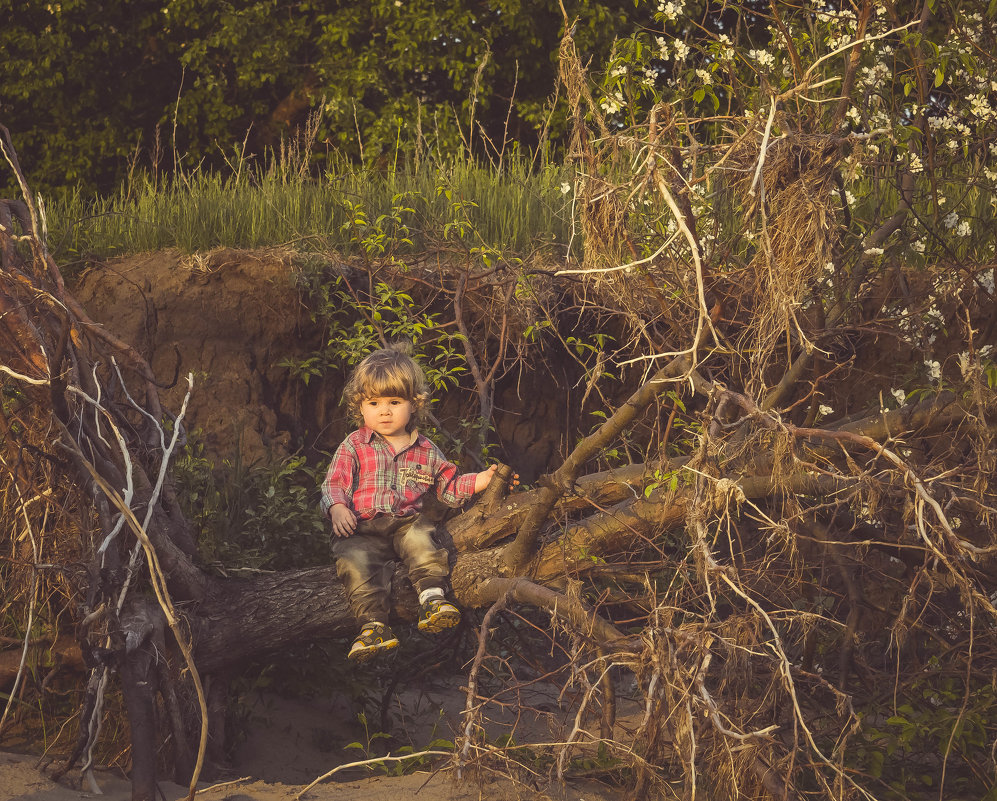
(428, 738, 455, 749)
(867, 748, 884, 778)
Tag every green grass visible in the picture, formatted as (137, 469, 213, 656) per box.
(42, 150, 575, 266)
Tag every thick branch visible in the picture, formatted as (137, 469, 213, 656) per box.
(475, 577, 627, 645)
(450, 459, 680, 551)
(500, 356, 690, 572)
(532, 472, 857, 581)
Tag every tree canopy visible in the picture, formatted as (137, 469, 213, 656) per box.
(1, 0, 641, 193)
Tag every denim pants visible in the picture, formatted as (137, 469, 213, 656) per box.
(331, 514, 450, 625)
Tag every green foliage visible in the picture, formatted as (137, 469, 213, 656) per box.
(42, 152, 572, 266)
(283, 266, 469, 396)
(340, 192, 416, 261)
(849, 666, 997, 799)
(643, 467, 682, 498)
(171, 431, 328, 571)
(0, 0, 190, 191)
(1, 0, 641, 194)
(345, 712, 455, 776)
(344, 711, 394, 757)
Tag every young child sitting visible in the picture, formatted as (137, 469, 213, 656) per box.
(320, 344, 498, 662)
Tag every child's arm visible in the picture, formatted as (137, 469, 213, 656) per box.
(321, 438, 359, 535)
(429, 442, 517, 505)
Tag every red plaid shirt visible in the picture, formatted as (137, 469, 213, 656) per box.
(320, 427, 477, 520)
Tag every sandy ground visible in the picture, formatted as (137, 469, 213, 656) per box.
(1, 683, 620, 801)
(1, 750, 615, 801)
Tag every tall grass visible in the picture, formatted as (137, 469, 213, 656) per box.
(42, 148, 574, 265)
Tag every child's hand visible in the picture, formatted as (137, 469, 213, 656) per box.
(473, 465, 520, 494)
(329, 503, 357, 537)
(473, 464, 498, 494)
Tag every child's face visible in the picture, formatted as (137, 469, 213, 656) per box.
(360, 396, 414, 439)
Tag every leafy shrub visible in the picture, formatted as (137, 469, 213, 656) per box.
(172, 432, 328, 571)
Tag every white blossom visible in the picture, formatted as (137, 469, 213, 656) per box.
(943, 211, 959, 229)
(696, 68, 712, 85)
(600, 95, 622, 115)
(818, 404, 834, 417)
(657, 0, 683, 21)
(560, 182, 571, 195)
(673, 40, 689, 61)
(864, 247, 884, 256)
(967, 93, 991, 118)
(924, 359, 941, 381)
(980, 269, 995, 294)
(749, 48, 775, 68)
(891, 388, 906, 405)
(716, 34, 735, 61)
(909, 152, 923, 173)
(956, 220, 971, 237)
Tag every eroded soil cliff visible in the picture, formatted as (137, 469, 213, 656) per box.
(73, 249, 574, 478)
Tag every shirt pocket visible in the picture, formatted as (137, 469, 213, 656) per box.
(398, 464, 434, 488)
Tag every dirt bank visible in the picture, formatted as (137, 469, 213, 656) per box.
(72, 249, 583, 480)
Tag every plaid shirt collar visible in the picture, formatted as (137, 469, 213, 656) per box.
(358, 426, 421, 451)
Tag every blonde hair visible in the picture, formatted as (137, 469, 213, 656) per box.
(342, 343, 430, 428)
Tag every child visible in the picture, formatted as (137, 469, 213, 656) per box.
(320, 344, 498, 662)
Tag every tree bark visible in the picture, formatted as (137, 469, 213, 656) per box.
(118, 643, 159, 801)
(192, 567, 351, 673)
